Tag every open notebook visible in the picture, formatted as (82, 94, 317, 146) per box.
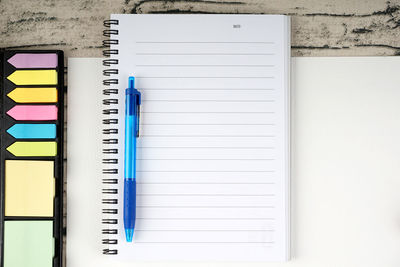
(68, 14, 291, 262)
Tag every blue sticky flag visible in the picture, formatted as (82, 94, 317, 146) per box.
(7, 124, 56, 139)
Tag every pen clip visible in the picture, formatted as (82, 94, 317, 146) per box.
(135, 93, 141, 138)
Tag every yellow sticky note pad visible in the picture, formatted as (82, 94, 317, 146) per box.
(7, 87, 58, 103)
(5, 160, 55, 216)
(7, 70, 57, 85)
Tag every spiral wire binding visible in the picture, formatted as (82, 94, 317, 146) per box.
(102, 19, 119, 255)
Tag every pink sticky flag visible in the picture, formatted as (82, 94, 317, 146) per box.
(7, 53, 58, 68)
(7, 105, 58, 121)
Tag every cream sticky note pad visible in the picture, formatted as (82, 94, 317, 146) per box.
(5, 160, 55, 216)
(3, 220, 54, 267)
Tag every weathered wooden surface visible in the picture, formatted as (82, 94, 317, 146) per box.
(1, 0, 400, 56)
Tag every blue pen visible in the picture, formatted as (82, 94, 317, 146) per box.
(124, 76, 141, 242)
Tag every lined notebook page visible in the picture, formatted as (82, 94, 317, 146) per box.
(108, 14, 290, 261)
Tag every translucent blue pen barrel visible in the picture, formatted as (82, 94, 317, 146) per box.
(124, 91, 137, 179)
(124, 87, 139, 242)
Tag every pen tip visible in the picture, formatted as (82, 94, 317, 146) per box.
(125, 229, 134, 242)
(129, 76, 135, 88)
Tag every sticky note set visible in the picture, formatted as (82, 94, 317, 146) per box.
(5, 160, 55, 216)
(3, 221, 54, 267)
(1, 50, 64, 267)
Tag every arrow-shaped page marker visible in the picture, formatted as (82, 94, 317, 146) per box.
(7, 70, 57, 85)
(8, 88, 58, 103)
(6, 105, 58, 121)
(7, 124, 56, 139)
(7, 53, 58, 68)
(6, 142, 57, 157)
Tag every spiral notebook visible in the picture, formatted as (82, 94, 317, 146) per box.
(68, 14, 290, 263)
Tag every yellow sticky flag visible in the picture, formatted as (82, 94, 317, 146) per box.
(7, 70, 57, 85)
(7, 87, 58, 103)
(5, 160, 55, 216)
(7, 142, 57, 157)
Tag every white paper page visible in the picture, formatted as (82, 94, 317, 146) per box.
(67, 58, 107, 266)
(106, 14, 290, 261)
(290, 57, 400, 267)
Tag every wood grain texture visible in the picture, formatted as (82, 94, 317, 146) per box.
(1, 0, 400, 56)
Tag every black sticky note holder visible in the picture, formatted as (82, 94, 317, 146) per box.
(0, 50, 64, 267)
